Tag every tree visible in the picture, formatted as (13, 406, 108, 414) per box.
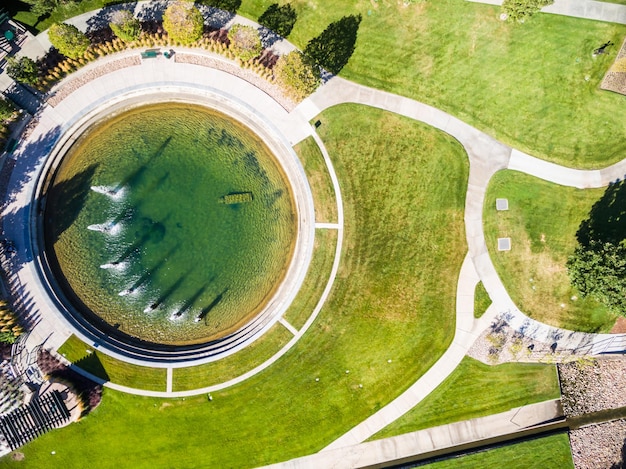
(227, 24, 262, 62)
(0, 99, 16, 122)
(48, 23, 90, 59)
(199, 0, 242, 14)
(6, 56, 39, 85)
(567, 180, 626, 315)
(24, 0, 59, 17)
(163, 1, 204, 45)
(258, 3, 297, 38)
(109, 10, 141, 43)
(304, 14, 361, 75)
(502, 0, 553, 23)
(274, 51, 320, 101)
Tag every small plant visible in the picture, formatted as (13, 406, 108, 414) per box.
(258, 3, 297, 38)
(163, 1, 204, 45)
(0, 301, 24, 345)
(48, 23, 90, 59)
(109, 10, 141, 43)
(501, 0, 553, 23)
(6, 56, 40, 85)
(227, 24, 262, 62)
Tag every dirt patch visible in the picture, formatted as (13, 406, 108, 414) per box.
(610, 317, 626, 334)
(10, 452, 24, 461)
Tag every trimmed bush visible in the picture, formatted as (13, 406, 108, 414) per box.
(163, 1, 204, 45)
(6, 56, 39, 85)
(502, 0, 553, 23)
(109, 10, 141, 43)
(227, 24, 262, 62)
(274, 51, 320, 101)
(304, 14, 361, 75)
(48, 23, 90, 59)
(258, 3, 297, 38)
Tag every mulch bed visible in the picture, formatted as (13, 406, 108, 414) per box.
(601, 38, 626, 95)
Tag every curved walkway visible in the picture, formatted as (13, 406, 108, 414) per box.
(2, 0, 625, 458)
(295, 76, 626, 449)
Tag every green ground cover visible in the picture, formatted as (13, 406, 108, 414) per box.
(372, 357, 560, 439)
(294, 136, 338, 223)
(13, 1, 624, 167)
(240, 0, 625, 168)
(474, 281, 492, 319)
(283, 228, 337, 330)
(6, 105, 468, 468)
(484, 170, 617, 332)
(421, 433, 573, 468)
(57, 335, 166, 391)
(172, 322, 292, 391)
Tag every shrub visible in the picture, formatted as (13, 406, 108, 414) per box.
(48, 23, 90, 59)
(274, 51, 320, 101)
(109, 9, 141, 43)
(6, 56, 39, 85)
(304, 14, 361, 75)
(0, 99, 16, 122)
(227, 24, 262, 62)
(199, 0, 241, 14)
(162, 1, 204, 45)
(502, 0, 553, 23)
(258, 3, 297, 38)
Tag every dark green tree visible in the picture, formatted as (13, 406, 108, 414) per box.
(304, 14, 361, 75)
(163, 1, 204, 45)
(567, 180, 626, 314)
(109, 9, 141, 43)
(24, 0, 59, 17)
(6, 56, 39, 85)
(502, 0, 553, 23)
(199, 0, 242, 14)
(48, 23, 90, 59)
(258, 3, 297, 37)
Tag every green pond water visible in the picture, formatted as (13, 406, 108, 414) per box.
(45, 103, 296, 346)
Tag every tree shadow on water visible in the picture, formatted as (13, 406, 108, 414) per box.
(576, 179, 626, 248)
(43, 163, 98, 244)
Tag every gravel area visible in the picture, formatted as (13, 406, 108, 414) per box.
(559, 357, 626, 418)
(570, 420, 626, 469)
(175, 52, 296, 111)
(467, 317, 583, 364)
(601, 38, 626, 96)
(46, 55, 142, 107)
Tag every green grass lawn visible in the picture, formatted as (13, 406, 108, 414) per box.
(12, 0, 625, 167)
(420, 432, 573, 469)
(474, 281, 492, 319)
(57, 335, 166, 391)
(294, 136, 338, 223)
(5, 105, 468, 468)
(372, 357, 560, 439)
(484, 170, 617, 332)
(240, 0, 626, 168)
(172, 322, 292, 392)
(283, 228, 337, 330)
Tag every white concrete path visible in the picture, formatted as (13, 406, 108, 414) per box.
(467, 0, 626, 24)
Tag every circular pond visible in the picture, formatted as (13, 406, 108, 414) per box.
(43, 102, 296, 347)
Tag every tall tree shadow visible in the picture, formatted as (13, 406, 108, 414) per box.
(576, 179, 626, 247)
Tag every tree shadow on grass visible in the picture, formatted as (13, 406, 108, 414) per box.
(576, 179, 626, 248)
